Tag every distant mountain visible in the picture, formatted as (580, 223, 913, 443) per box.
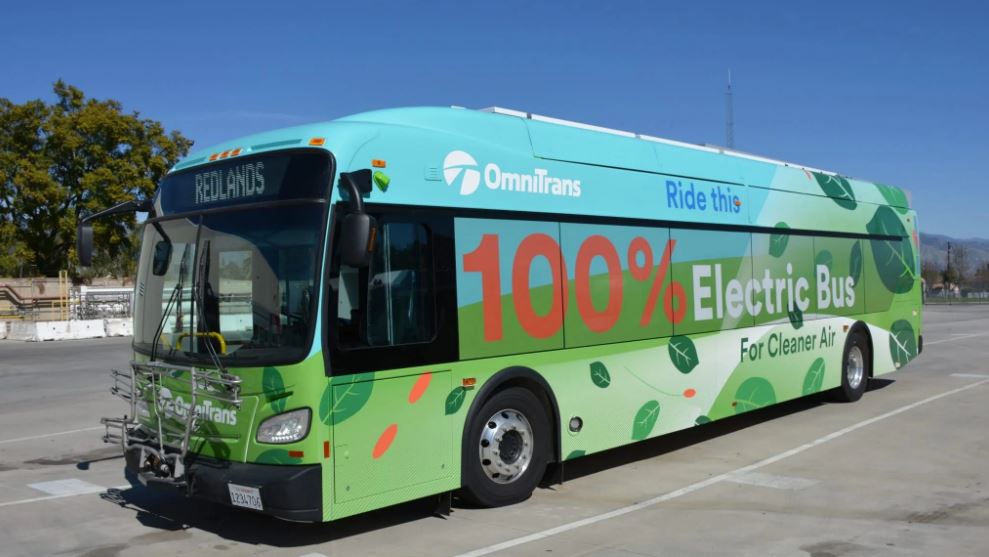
(920, 233, 989, 272)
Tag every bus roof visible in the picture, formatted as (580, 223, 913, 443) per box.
(169, 105, 910, 210)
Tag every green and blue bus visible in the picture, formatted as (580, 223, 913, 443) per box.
(84, 106, 922, 522)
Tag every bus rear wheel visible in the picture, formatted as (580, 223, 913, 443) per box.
(831, 330, 870, 403)
(461, 387, 550, 507)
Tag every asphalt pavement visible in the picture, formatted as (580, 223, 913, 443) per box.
(0, 306, 987, 557)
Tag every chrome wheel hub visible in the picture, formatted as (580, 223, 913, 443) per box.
(847, 345, 865, 390)
(478, 408, 533, 484)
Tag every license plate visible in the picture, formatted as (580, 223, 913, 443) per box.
(228, 483, 263, 511)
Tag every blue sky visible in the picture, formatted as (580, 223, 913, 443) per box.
(3, 1, 986, 238)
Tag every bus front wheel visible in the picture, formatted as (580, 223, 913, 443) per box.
(831, 330, 870, 403)
(461, 387, 550, 507)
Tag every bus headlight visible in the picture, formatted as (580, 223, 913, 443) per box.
(256, 409, 311, 444)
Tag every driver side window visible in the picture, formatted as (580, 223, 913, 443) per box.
(336, 221, 436, 348)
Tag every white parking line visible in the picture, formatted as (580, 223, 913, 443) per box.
(726, 471, 817, 490)
(0, 426, 103, 445)
(28, 479, 106, 497)
(0, 483, 130, 510)
(951, 373, 989, 378)
(451, 376, 989, 557)
(925, 333, 988, 346)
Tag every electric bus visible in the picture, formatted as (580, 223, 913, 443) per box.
(80, 106, 922, 522)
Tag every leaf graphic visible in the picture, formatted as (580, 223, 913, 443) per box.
(262, 367, 287, 413)
(802, 357, 826, 395)
(867, 206, 916, 294)
(372, 424, 398, 459)
(321, 373, 374, 425)
(589, 361, 611, 388)
(815, 249, 833, 271)
(769, 222, 790, 257)
(566, 450, 586, 460)
(876, 182, 909, 214)
(849, 241, 863, 287)
(445, 387, 467, 415)
(788, 306, 804, 329)
(631, 400, 661, 440)
(813, 172, 857, 210)
(888, 320, 917, 368)
(695, 415, 712, 425)
(734, 377, 776, 414)
(668, 335, 699, 374)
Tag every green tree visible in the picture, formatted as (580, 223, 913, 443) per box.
(951, 245, 970, 287)
(920, 258, 940, 287)
(0, 81, 192, 277)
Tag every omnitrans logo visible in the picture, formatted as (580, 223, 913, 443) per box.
(157, 387, 237, 426)
(443, 150, 481, 195)
(442, 150, 581, 198)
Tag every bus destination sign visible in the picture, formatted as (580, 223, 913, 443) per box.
(157, 150, 330, 214)
(194, 161, 270, 205)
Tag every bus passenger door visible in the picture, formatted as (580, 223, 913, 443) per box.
(327, 209, 459, 505)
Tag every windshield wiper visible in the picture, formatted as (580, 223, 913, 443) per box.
(151, 243, 192, 362)
(193, 239, 227, 374)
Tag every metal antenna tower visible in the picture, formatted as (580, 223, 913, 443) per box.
(726, 70, 735, 149)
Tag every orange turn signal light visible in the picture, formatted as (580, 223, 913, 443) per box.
(309, 137, 326, 146)
(462, 377, 477, 389)
(372, 159, 386, 168)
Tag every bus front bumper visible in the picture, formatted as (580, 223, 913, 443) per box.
(124, 446, 323, 522)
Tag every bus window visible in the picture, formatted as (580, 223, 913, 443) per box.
(337, 222, 436, 348)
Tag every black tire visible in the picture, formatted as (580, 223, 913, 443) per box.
(460, 387, 550, 507)
(831, 330, 870, 402)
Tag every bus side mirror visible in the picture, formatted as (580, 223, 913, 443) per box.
(341, 213, 375, 268)
(152, 241, 173, 276)
(77, 222, 94, 267)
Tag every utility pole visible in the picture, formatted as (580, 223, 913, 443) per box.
(726, 70, 735, 149)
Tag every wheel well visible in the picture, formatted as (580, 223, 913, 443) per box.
(462, 367, 561, 466)
(849, 321, 875, 377)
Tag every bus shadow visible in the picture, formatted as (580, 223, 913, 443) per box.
(101, 484, 441, 547)
(99, 380, 893, 547)
(545, 381, 893, 485)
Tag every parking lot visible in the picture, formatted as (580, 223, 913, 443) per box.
(1, 305, 987, 557)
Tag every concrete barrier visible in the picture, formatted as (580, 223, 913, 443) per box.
(5, 319, 115, 341)
(104, 318, 133, 337)
(69, 319, 107, 339)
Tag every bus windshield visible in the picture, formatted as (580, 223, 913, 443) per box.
(132, 150, 331, 365)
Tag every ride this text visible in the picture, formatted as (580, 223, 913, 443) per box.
(666, 180, 741, 214)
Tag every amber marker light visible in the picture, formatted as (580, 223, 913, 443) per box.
(734, 199, 742, 207)
(208, 153, 220, 161)
(462, 377, 477, 389)
(372, 159, 387, 168)
(309, 137, 326, 146)
(230, 148, 242, 156)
